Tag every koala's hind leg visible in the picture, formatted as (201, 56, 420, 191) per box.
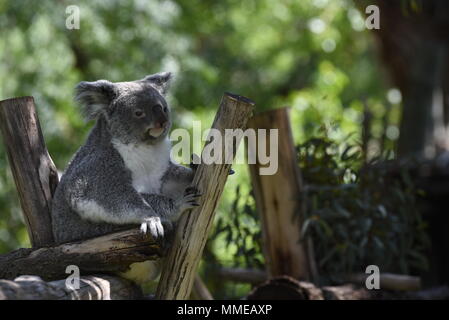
(119, 259, 163, 285)
(160, 162, 196, 198)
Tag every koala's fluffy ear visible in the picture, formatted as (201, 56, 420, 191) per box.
(143, 72, 172, 95)
(75, 80, 117, 121)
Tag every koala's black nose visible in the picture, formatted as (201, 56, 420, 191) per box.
(152, 104, 168, 127)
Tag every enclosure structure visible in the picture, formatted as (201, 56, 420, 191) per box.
(0, 95, 445, 300)
(0, 93, 254, 299)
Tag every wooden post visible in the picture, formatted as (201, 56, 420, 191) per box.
(0, 97, 58, 247)
(156, 93, 254, 299)
(247, 107, 312, 280)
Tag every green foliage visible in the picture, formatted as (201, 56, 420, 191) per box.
(210, 185, 264, 270)
(205, 185, 263, 299)
(0, 1, 434, 301)
(211, 130, 430, 290)
(0, 0, 413, 300)
(298, 131, 430, 284)
(0, 0, 394, 254)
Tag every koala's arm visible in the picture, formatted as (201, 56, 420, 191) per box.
(141, 191, 199, 223)
(66, 170, 158, 224)
(160, 161, 195, 197)
(65, 170, 173, 239)
(64, 153, 200, 238)
(161, 157, 233, 198)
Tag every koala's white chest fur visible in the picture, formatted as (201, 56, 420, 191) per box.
(112, 138, 171, 194)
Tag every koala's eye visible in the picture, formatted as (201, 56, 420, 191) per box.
(134, 110, 145, 118)
(163, 106, 168, 113)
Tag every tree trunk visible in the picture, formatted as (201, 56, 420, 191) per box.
(357, 0, 449, 158)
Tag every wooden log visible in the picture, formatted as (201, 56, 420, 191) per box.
(0, 228, 163, 281)
(216, 267, 267, 284)
(0, 274, 142, 300)
(216, 267, 421, 293)
(246, 276, 449, 300)
(246, 276, 324, 300)
(247, 108, 312, 280)
(0, 96, 59, 247)
(347, 273, 421, 291)
(191, 275, 213, 300)
(321, 284, 372, 300)
(156, 93, 255, 299)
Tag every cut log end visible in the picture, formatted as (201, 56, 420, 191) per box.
(224, 92, 255, 105)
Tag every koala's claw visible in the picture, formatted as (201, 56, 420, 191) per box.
(140, 216, 164, 239)
(177, 186, 202, 212)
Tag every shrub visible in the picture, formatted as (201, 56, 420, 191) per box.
(298, 134, 430, 284)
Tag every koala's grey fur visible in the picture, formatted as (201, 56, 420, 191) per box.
(51, 72, 199, 261)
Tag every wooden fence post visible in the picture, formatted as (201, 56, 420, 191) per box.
(247, 107, 314, 281)
(156, 93, 254, 299)
(0, 97, 58, 247)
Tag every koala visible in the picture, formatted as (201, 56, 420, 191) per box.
(51, 72, 200, 284)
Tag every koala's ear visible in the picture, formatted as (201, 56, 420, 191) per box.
(75, 80, 117, 121)
(143, 72, 173, 95)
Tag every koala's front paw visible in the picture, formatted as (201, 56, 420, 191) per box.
(177, 186, 202, 213)
(140, 216, 165, 239)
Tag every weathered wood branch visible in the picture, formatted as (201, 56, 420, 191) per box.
(216, 267, 421, 292)
(0, 275, 142, 300)
(0, 228, 163, 281)
(246, 276, 449, 300)
(191, 275, 214, 300)
(0, 96, 59, 247)
(346, 273, 421, 291)
(156, 92, 255, 299)
(247, 108, 313, 280)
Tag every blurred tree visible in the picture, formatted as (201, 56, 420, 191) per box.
(358, 0, 449, 159)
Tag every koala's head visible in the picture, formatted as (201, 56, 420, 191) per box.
(75, 72, 172, 145)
